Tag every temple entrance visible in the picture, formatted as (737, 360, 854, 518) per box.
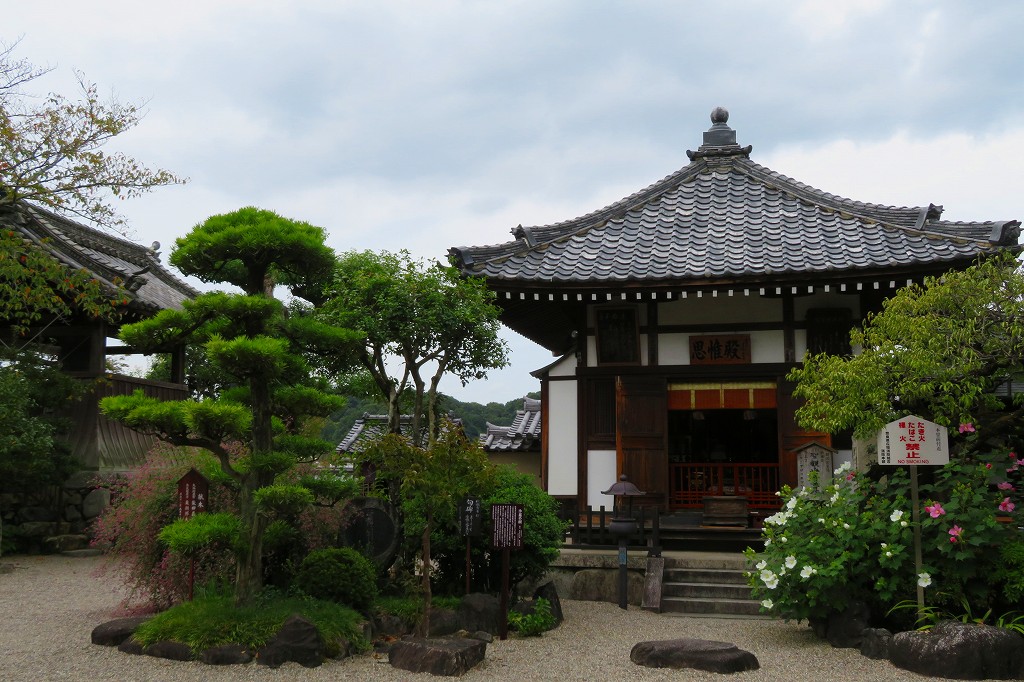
(666, 381, 781, 510)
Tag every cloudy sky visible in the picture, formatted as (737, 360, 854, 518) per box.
(7, 1, 1024, 404)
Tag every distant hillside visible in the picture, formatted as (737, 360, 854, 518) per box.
(322, 392, 540, 445)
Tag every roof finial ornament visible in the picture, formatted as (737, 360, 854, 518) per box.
(687, 106, 751, 160)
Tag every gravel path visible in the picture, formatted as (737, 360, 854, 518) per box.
(0, 554, 939, 681)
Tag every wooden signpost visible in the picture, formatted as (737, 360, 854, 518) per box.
(877, 415, 949, 616)
(491, 503, 524, 640)
(176, 469, 210, 600)
(460, 496, 482, 595)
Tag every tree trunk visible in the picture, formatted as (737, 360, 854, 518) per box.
(234, 478, 269, 605)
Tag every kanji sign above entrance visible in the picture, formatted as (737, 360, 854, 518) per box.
(689, 334, 751, 365)
(877, 415, 949, 466)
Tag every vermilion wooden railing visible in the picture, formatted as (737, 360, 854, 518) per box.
(669, 462, 780, 510)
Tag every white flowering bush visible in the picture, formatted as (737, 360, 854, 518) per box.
(744, 464, 915, 623)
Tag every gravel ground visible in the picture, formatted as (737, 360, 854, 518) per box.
(0, 554, 942, 681)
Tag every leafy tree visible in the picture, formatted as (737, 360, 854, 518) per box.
(320, 250, 508, 447)
(0, 40, 185, 231)
(790, 253, 1024, 450)
(360, 427, 496, 635)
(100, 207, 363, 605)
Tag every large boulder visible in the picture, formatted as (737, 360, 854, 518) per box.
(427, 607, 461, 637)
(630, 638, 760, 673)
(389, 637, 487, 677)
(457, 593, 501, 634)
(859, 627, 892, 660)
(256, 615, 325, 669)
(532, 581, 563, 625)
(889, 620, 1024, 680)
(81, 488, 110, 519)
(145, 640, 194, 661)
(201, 644, 253, 665)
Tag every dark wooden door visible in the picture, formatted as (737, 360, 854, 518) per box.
(777, 378, 831, 489)
(615, 375, 668, 509)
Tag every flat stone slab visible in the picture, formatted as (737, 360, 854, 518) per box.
(390, 637, 486, 677)
(91, 616, 152, 646)
(631, 638, 760, 673)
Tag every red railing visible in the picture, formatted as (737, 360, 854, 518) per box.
(669, 462, 781, 510)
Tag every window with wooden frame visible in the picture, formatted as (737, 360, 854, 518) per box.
(806, 308, 853, 356)
(595, 306, 640, 365)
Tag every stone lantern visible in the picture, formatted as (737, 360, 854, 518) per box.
(601, 474, 645, 609)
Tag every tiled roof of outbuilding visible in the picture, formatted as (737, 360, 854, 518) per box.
(479, 397, 541, 452)
(336, 413, 464, 454)
(1, 201, 198, 313)
(450, 109, 1020, 285)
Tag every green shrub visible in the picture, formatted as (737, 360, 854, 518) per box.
(295, 547, 378, 611)
(132, 592, 369, 657)
(508, 598, 556, 637)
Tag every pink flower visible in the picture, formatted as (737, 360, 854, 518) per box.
(986, 463, 993, 470)
(998, 482, 1015, 491)
(950, 536, 958, 544)
(949, 525, 963, 540)
(925, 502, 946, 518)
(1000, 498, 1016, 513)
(959, 423, 975, 434)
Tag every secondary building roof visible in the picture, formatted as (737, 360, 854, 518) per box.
(480, 397, 541, 452)
(1, 201, 198, 316)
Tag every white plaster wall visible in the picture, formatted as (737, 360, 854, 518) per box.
(793, 292, 860, 320)
(546, 379, 578, 496)
(658, 295, 783, 325)
(546, 353, 577, 378)
(587, 450, 617, 512)
(794, 329, 808, 359)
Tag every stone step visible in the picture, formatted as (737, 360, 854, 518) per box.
(662, 555, 750, 571)
(663, 581, 753, 600)
(664, 567, 749, 585)
(661, 595, 764, 617)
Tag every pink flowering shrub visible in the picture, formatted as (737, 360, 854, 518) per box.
(92, 445, 357, 612)
(91, 444, 238, 612)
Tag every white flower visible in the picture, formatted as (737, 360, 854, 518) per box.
(785, 556, 797, 569)
(775, 491, 782, 497)
(818, 518, 826, 524)
(779, 566, 786, 576)
(760, 569, 776, 584)
(834, 462, 851, 476)
(918, 573, 932, 588)
(901, 521, 908, 527)
(843, 523, 851, 530)
(755, 560, 767, 571)
(761, 599, 774, 609)
(780, 536, 788, 543)
(881, 543, 888, 549)
(764, 575, 779, 589)
(830, 492, 840, 505)
(786, 496, 798, 511)
(800, 565, 815, 579)
(885, 551, 892, 558)
(890, 510, 904, 522)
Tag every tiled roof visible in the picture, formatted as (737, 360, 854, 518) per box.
(336, 413, 464, 454)
(479, 397, 541, 452)
(450, 110, 1020, 285)
(2, 202, 198, 312)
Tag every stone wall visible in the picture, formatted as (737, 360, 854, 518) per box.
(0, 471, 113, 554)
(537, 550, 648, 606)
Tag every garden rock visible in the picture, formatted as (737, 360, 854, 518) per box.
(457, 593, 501, 634)
(373, 612, 411, 639)
(533, 581, 563, 625)
(42, 534, 88, 554)
(570, 568, 644, 605)
(201, 644, 253, 665)
(389, 637, 487, 677)
(860, 627, 892, 660)
(91, 616, 152, 646)
(117, 638, 145, 655)
(889, 620, 1024, 680)
(825, 601, 871, 648)
(145, 640, 194, 661)
(256, 615, 325, 668)
(81, 488, 110, 519)
(427, 606, 461, 637)
(630, 638, 760, 673)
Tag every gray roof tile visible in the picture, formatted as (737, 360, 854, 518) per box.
(450, 113, 1020, 285)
